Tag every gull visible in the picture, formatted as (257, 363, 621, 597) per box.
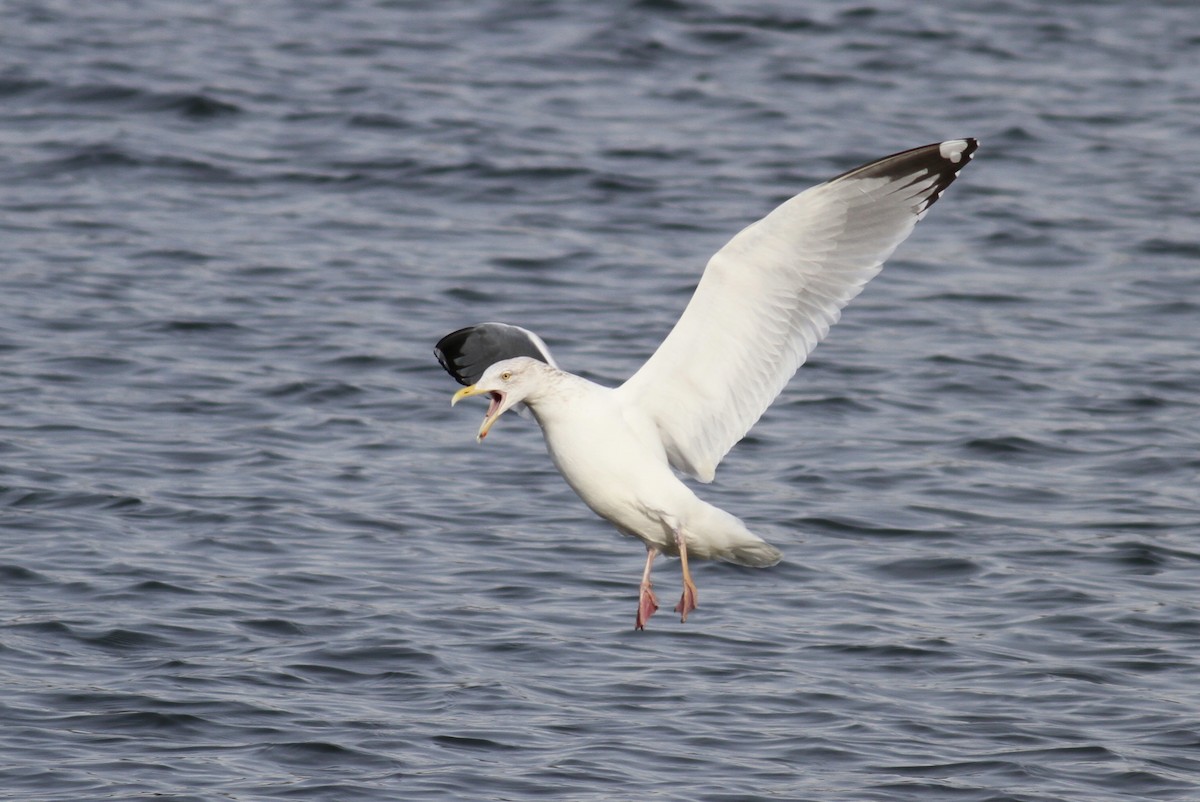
(436, 140, 978, 629)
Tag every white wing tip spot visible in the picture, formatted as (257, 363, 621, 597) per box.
(940, 139, 972, 164)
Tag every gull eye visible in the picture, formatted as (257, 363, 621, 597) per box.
(500, 370, 513, 381)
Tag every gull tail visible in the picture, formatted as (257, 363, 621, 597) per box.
(688, 502, 783, 568)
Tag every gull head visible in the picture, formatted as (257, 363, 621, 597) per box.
(450, 357, 549, 443)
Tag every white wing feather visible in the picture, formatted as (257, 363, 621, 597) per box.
(617, 140, 978, 482)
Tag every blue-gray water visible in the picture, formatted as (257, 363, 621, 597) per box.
(2, 2, 1198, 800)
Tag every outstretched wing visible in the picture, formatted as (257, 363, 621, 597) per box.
(435, 322, 558, 386)
(618, 139, 979, 482)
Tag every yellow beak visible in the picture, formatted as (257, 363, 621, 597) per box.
(450, 384, 501, 442)
(451, 384, 484, 406)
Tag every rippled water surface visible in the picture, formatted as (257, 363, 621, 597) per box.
(2, 2, 1198, 800)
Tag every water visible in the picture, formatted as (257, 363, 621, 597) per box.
(2, 1, 1198, 800)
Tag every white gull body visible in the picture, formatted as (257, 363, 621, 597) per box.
(511, 362, 779, 565)
(440, 139, 979, 629)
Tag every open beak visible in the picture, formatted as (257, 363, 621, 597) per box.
(451, 385, 506, 443)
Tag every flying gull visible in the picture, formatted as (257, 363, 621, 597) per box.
(436, 139, 978, 629)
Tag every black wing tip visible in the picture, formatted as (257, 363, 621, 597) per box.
(828, 138, 979, 214)
(434, 322, 554, 386)
(433, 326, 476, 385)
(830, 138, 979, 183)
(919, 138, 979, 211)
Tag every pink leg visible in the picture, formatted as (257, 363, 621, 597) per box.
(635, 547, 660, 631)
(673, 527, 699, 623)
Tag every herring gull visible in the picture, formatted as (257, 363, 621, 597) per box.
(436, 140, 978, 629)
